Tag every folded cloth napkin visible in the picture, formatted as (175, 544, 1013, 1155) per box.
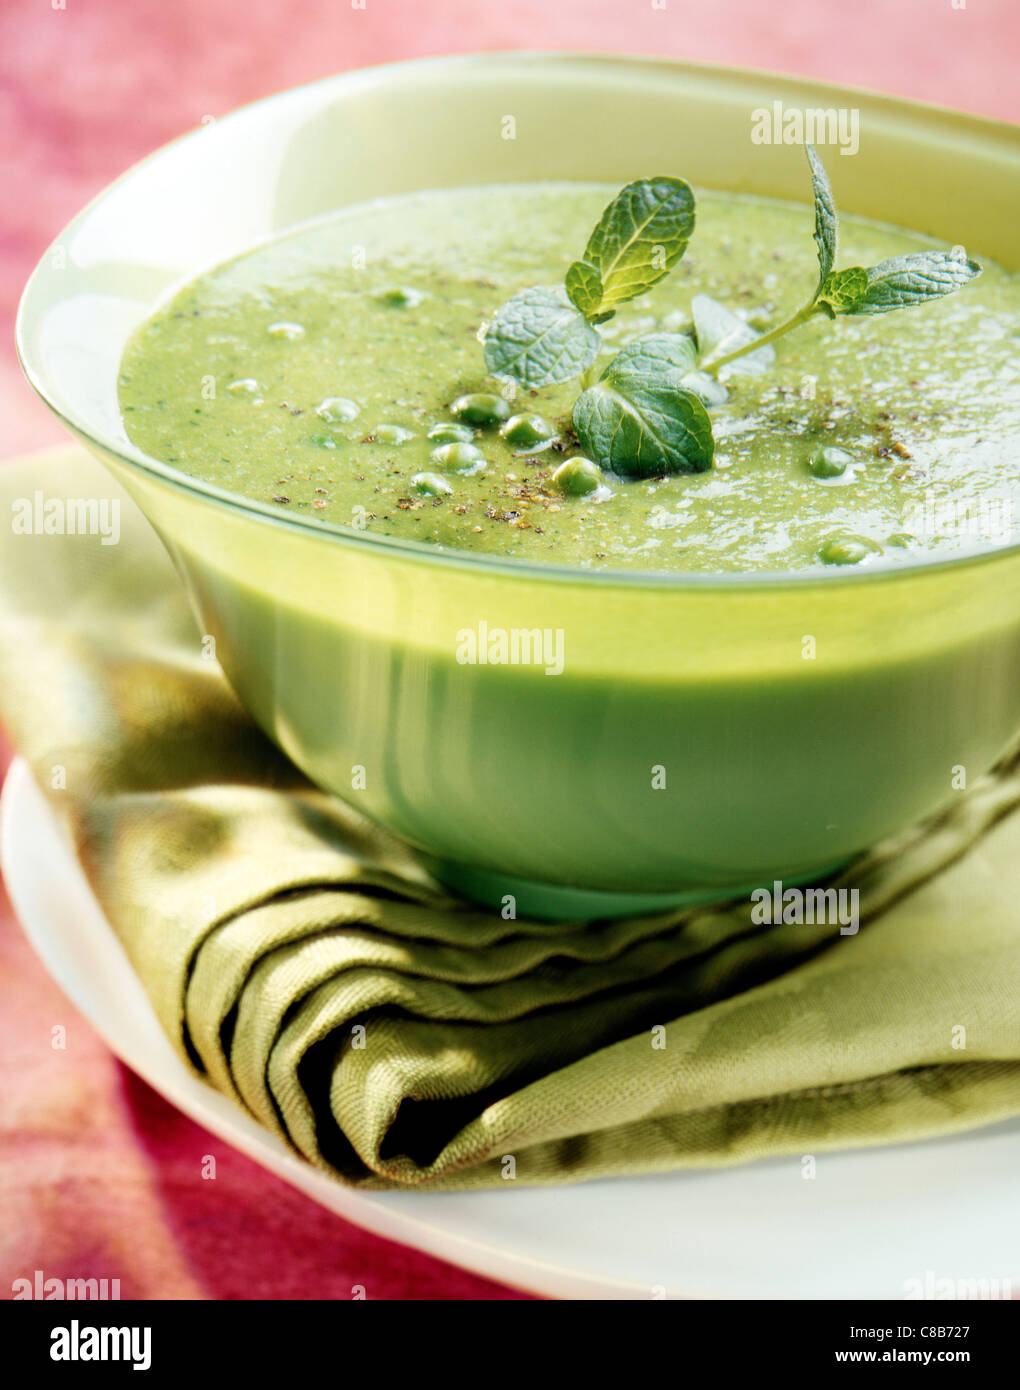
(2, 447, 1019, 1190)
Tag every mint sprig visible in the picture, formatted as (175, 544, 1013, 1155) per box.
(816, 265, 869, 316)
(565, 176, 695, 320)
(806, 143, 838, 291)
(573, 334, 714, 477)
(842, 250, 984, 315)
(478, 148, 983, 480)
(705, 146, 983, 372)
(483, 287, 599, 385)
(484, 177, 696, 382)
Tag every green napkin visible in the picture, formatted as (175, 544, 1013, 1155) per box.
(2, 447, 1019, 1190)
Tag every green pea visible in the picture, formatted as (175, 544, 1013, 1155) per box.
(381, 287, 426, 308)
(552, 457, 602, 496)
(808, 446, 853, 479)
(427, 422, 475, 444)
(450, 392, 511, 427)
(266, 321, 304, 340)
(411, 471, 453, 496)
(818, 534, 883, 566)
(370, 424, 415, 444)
(316, 396, 360, 423)
(431, 441, 485, 472)
(499, 412, 556, 448)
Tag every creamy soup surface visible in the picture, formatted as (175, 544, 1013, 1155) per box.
(119, 182, 1020, 574)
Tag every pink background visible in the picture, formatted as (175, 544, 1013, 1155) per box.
(1, 0, 1017, 1301)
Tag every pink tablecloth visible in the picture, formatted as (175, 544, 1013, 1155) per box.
(1, 0, 1017, 1301)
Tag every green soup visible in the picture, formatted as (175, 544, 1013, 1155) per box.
(119, 182, 1019, 575)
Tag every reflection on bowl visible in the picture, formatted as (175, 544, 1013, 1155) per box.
(17, 54, 1020, 918)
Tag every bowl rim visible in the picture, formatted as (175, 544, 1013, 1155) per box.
(16, 49, 1020, 593)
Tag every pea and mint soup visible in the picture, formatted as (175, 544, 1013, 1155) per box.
(119, 179, 1019, 574)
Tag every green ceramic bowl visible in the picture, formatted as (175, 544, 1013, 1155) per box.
(17, 54, 1020, 918)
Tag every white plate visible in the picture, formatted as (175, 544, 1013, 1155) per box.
(3, 756, 1017, 1300)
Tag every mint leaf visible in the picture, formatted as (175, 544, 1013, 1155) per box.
(848, 250, 983, 315)
(564, 259, 604, 319)
(693, 294, 776, 374)
(572, 348, 714, 478)
(609, 333, 729, 407)
(483, 286, 601, 385)
(805, 144, 837, 292)
(610, 332, 698, 378)
(566, 177, 695, 318)
(817, 265, 869, 315)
